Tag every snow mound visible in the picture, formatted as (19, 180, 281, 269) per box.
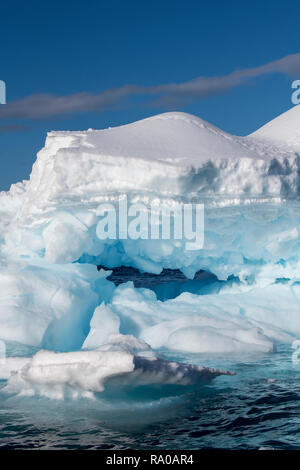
(2, 109, 300, 283)
(43, 111, 257, 165)
(249, 104, 300, 149)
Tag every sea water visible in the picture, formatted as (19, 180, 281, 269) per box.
(0, 271, 299, 450)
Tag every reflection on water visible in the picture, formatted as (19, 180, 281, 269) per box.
(0, 345, 299, 450)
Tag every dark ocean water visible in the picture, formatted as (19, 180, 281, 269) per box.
(0, 270, 300, 450)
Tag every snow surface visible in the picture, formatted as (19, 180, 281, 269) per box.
(249, 104, 300, 149)
(1, 106, 300, 397)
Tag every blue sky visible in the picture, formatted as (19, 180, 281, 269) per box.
(1, 0, 300, 190)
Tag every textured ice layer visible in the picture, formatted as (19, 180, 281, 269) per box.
(1, 335, 233, 399)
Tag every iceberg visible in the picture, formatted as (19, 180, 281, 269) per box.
(1, 106, 300, 397)
(1, 335, 234, 399)
(3, 110, 300, 281)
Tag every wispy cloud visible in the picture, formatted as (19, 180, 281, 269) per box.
(0, 124, 29, 133)
(0, 86, 138, 120)
(148, 53, 300, 106)
(0, 54, 299, 123)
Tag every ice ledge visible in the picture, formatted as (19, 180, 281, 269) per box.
(0, 335, 235, 399)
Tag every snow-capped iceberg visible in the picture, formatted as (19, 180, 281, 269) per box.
(4, 109, 300, 282)
(0, 106, 300, 394)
